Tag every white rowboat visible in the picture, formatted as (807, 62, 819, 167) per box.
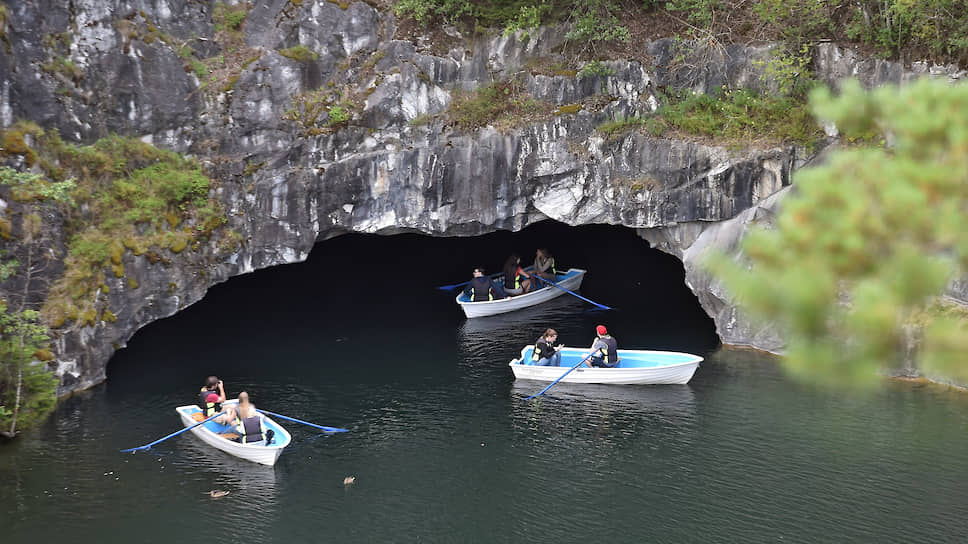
(175, 401, 292, 466)
(456, 268, 586, 318)
(509, 346, 702, 385)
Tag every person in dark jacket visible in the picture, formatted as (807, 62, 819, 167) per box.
(531, 328, 563, 366)
(198, 375, 235, 424)
(586, 325, 619, 368)
(463, 267, 506, 302)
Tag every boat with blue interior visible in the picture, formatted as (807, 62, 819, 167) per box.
(175, 400, 292, 466)
(509, 346, 702, 385)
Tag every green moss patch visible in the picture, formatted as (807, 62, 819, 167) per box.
(279, 45, 319, 63)
(650, 88, 822, 149)
(448, 79, 554, 131)
(0, 125, 235, 329)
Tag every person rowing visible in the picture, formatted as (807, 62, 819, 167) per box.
(234, 391, 274, 445)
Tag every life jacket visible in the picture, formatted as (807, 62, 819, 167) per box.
(503, 268, 519, 290)
(596, 335, 618, 364)
(532, 337, 555, 361)
(237, 414, 267, 444)
(199, 389, 221, 416)
(536, 257, 556, 276)
(470, 276, 493, 302)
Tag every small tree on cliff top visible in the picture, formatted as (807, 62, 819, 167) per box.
(706, 78, 968, 387)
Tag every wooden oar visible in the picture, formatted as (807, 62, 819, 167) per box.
(524, 352, 597, 400)
(256, 409, 348, 433)
(120, 411, 223, 453)
(531, 274, 613, 310)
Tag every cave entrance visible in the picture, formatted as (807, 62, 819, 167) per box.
(106, 220, 719, 385)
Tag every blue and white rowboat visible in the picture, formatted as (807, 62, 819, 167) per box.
(456, 268, 586, 318)
(175, 400, 292, 466)
(509, 346, 703, 385)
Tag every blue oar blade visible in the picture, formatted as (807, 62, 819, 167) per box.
(523, 352, 596, 400)
(120, 411, 223, 454)
(257, 409, 349, 434)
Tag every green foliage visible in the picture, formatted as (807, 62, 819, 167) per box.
(706, 79, 968, 387)
(0, 252, 17, 281)
(41, 57, 83, 81)
(595, 115, 648, 139)
(448, 79, 554, 130)
(1, 166, 77, 206)
(190, 58, 208, 79)
(0, 126, 232, 328)
(564, 0, 630, 45)
(653, 87, 821, 147)
(758, 44, 815, 98)
(578, 60, 614, 79)
(0, 301, 58, 433)
(665, 0, 717, 28)
(753, 0, 831, 48)
(393, 0, 476, 26)
(279, 45, 319, 63)
(845, 0, 968, 62)
(327, 105, 351, 125)
(213, 2, 249, 33)
(410, 113, 434, 126)
(502, 2, 549, 38)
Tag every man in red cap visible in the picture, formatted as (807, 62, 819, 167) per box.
(586, 325, 619, 368)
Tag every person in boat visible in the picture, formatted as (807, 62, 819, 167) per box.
(199, 376, 235, 425)
(463, 267, 507, 302)
(585, 325, 619, 368)
(532, 328, 563, 366)
(532, 248, 557, 285)
(501, 254, 533, 296)
(233, 391, 274, 445)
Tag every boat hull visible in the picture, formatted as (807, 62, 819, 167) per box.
(176, 402, 292, 466)
(456, 268, 586, 318)
(509, 346, 702, 385)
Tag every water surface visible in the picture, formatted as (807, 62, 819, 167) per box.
(2, 223, 967, 543)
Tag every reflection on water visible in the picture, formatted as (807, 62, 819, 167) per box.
(7, 225, 968, 542)
(456, 295, 593, 357)
(510, 381, 697, 415)
(175, 438, 280, 495)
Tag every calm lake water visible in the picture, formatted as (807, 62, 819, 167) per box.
(2, 222, 968, 543)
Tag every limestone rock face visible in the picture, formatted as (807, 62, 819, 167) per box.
(0, 1, 959, 394)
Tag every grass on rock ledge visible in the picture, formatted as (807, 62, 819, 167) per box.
(0, 121, 237, 329)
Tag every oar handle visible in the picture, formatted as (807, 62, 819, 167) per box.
(120, 411, 224, 453)
(257, 409, 349, 433)
(531, 274, 612, 311)
(525, 352, 597, 400)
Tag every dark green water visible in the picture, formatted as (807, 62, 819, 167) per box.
(2, 222, 968, 543)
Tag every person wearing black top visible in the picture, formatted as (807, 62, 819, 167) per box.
(586, 325, 619, 368)
(463, 267, 506, 302)
(532, 328, 563, 366)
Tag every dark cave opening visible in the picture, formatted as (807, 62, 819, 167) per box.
(106, 220, 720, 382)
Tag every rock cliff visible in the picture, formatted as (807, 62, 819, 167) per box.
(0, 1, 963, 394)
